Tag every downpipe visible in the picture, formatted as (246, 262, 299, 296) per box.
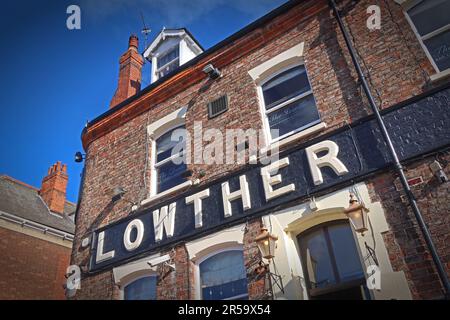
(328, 0, 450, 298)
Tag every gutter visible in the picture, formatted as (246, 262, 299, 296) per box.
(0, 210, 74, 241)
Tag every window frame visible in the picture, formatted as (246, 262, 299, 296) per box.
(151, 123, 188, 195)
(120, 274, 158, 300)
(256, 63, 321, 144)
(296, 220, 368, 299)
(156, 46, 180, 79)
(403, 0, 450, 74)
(194, 246, 249, 300)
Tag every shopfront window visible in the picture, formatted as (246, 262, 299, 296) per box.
(124, 276, 157, 300)
(199, 250, 248, 300)
(297, 221, 367, 300)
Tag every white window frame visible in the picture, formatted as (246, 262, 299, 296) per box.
(156, 45, 180, 79)
(403, 0, 450, 79)
(256, 63, 321, 144)
(194, 246, 248, 301)
(152, 123, 187, 194)
(143, 107, 192, 206)
(248, 42, 325, 149)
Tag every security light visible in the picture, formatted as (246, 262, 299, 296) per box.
(112, 187, 126, 202)
(202, 63, 221, 79)
(74, 151, 85, 163)
(429, 160, 448, 183)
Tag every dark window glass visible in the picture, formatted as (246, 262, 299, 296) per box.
(423, 29, 450, 71)
(155, 125, 187, 193)
(328, 224, 366, 283)
(408, 0, 450, 36)
(261, 65, 320, 140)
(298, 222, 365, 292)
(301, 228, 337, 288)
(262, 66, 311, 110)
(124, 276, 157, 300)
(407, 0, 450, 72)
(158, 60, 180, 78)
(267, 94, 320, 139)
(156, 126, 186, 163)
(200, 250, 248, 300)
(157, 155, 187, 193)
(158, 48, 179, 68)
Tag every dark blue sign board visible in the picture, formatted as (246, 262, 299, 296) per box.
(89, 87, 450, 272)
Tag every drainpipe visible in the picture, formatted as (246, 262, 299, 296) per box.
(328, 0, 450, 298)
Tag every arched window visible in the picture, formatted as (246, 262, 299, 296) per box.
(261, 65, 320, 141)
(154, 125, 187, 193)
(123, 275, 157, 300)
(297, 221, 367, 300)
(199, 250, 248, 300)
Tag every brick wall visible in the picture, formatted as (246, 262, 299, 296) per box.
(0, 227, 71, 300)
(71, 0, 448, 299)
(156, 244, 191, 300)
(368, 154, 450, 299)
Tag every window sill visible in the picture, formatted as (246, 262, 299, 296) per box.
(140, 180, 193, 207)
(430, 69, 450, 83)
(254, 122, 327, 161)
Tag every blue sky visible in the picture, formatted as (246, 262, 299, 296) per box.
(0, 0, 287, 203)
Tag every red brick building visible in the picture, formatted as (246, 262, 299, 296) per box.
(71, 0, 449, 300)
(0, 162, 75, 299)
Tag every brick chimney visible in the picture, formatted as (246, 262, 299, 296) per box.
(110, 35, 144, 108)
(40, 161, 68, 215)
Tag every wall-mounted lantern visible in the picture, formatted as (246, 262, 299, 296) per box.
(344, 193, 370, 235)
(254, 226, 284, 297)
(255, 227, 278, 260)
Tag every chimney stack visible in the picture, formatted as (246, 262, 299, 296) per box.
(40, 161, 68, 215)
(110, 35, 144, 108)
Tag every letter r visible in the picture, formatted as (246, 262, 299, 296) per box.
(305, 140, 349, 185)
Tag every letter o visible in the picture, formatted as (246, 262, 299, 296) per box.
(123, 219, 144, 251)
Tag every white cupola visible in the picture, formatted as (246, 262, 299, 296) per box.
(143, 28, 203, 83)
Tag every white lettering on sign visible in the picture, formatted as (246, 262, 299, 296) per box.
(185, 189, 210, 228)
(96, 231, 115, 263)
(153, 202, 177, 241)
(261, 157, 296, 201)
(92, 139, 355, 270)
(221, 175, 251, 218)
(123, 219, 145, 251)
(305, 140, 349, 185)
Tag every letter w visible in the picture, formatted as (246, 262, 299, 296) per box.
(153, 202, 176, 241)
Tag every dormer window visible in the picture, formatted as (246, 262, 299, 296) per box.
(156, 47, 180, 79)
(143, 28, 203, 83)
